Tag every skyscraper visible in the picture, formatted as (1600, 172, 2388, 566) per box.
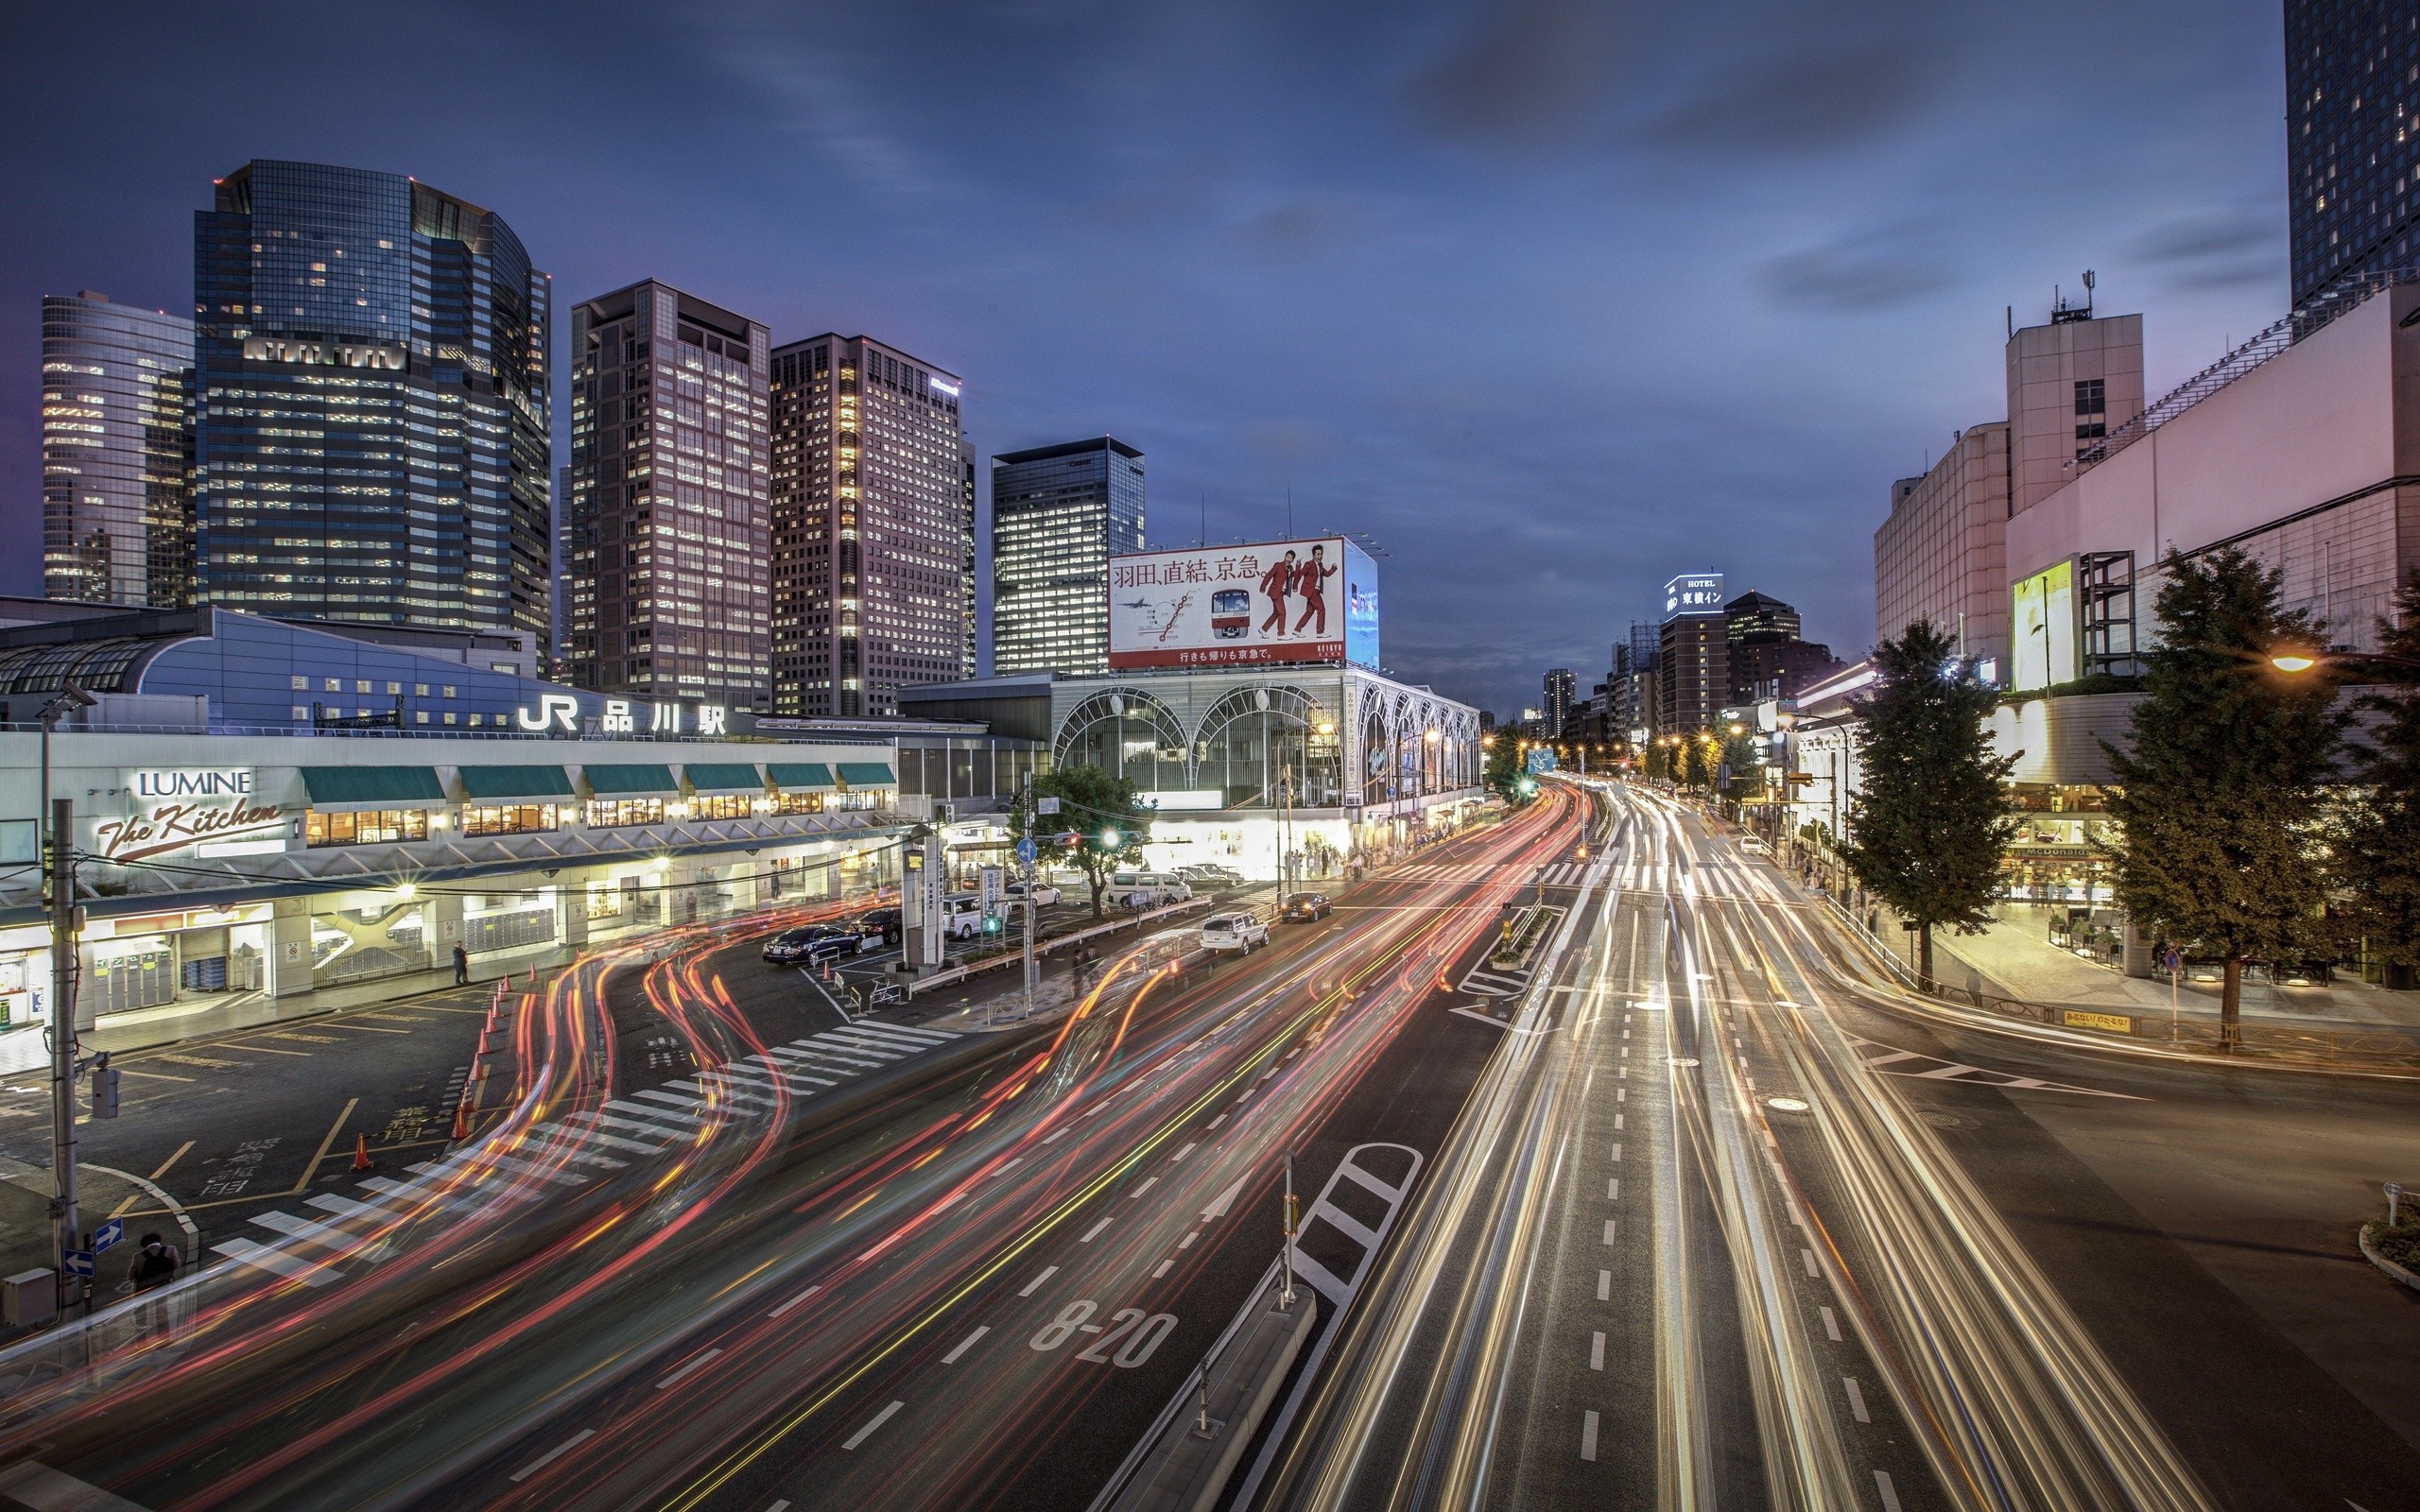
(768, 335, 967, 717)
(193, 160, 550, 636)
(2287, 0, 2420, 307)
(1659, 573, 1727, 734)
(41, 292, 196, 607)
(960, 439, 979, 678)
(1542, 667, 1576, 737)
(561, 281, 770, 711)
(990, 437, 1146, 676)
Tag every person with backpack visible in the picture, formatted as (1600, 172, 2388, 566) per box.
(127, 1233, 180, 1291)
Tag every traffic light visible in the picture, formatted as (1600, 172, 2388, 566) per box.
(91, 1055, 119, 1120)
(983, 913, 1004, 935)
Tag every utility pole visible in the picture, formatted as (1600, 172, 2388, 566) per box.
(1281, 1152, 1298, 1309)
(48, 796, 79, 1313)
(1019, 785, 1038, 1022)
(1278, 760, 1294, 910)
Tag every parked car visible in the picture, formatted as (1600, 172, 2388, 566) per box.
(940, 893, 987, 939)
(858, 907, 902, 947)
(1108, 870, 1193, 909)
(1005, 880, 1062, 910)
(762, 922, 883, 965)
(1280, 893, 1333, 923)
(1737, 836, 1770, 856)
(1180, 864, 1244, 887)
(1200, 911, 1270, 953)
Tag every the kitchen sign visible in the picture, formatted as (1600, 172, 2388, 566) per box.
(96, 768, 284, 863)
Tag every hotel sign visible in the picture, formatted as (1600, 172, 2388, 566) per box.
(98, 768, 283, 864)
(1664, 573, 1725, 615)
(244, 336, 407, 371)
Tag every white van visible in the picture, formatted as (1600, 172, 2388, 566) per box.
(939, 893, 986, 939)
(1108, 871, 1192, 910)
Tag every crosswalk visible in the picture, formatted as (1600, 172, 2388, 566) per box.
(209, 1019, 960, 1286)
(1397, 860, 1591, 887)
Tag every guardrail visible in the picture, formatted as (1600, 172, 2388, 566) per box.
(1825, 897, 2420, 1072)
(903, 894, 1222, 999)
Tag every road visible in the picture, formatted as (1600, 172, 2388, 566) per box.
(1262, 779, 2420, 1512)
(0, 790, 1580, 1511)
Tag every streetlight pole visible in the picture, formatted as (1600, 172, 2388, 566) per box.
(38, 687, 95, 1313)
(1019, 787, 1038, 1022)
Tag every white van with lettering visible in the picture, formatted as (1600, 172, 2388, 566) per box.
(1107, 871, 1192, 910)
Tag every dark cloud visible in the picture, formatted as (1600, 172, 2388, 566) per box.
(2124, 205, 2285, 291)
(1762, 220, 1953, 311)
(1634, 42, 1931, 155)
(1400, 0, 1618, 140)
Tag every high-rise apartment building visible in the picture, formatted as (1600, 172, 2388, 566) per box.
(42, 292, 196, 607)
(193, 160, 550, 636)
(1542, 667, 1576, 737)
(561, 281, 770, 710)
(768, 335, 967, 717)
(990, 437, 1146, 676)
(2287, 0, 2420, 307)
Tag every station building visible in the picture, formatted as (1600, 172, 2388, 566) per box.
(0, 600, 1035, 1054)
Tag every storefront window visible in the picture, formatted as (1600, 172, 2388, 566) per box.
(828, 790, 887, 811)
(772, 790, 825, 815)
(462, 803, 559, 836)
(305, 809, 431, 848)
(691, 793, 754, 820)
(584, 798, 666, 828)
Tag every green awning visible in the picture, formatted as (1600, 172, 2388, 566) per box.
(683, 763, 764, 793)
(458, 765, 575, 799)
(837, 762, 896, 787)
(581, 763, 680, 796)
(300, 766, 444, 805)
(767, 763, 835, 790)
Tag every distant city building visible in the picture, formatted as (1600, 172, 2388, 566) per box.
(2007, 302, 2144, 519)
(769, 335, 967, 717)
(1611, 621, 1659, 739)
(959, 439, 979, 679)
(41, 291, 196, 608)
(2288, 0, 2420, 306)
(1541, 667, 1576, 736)
(990, 437, 1146, 676)
(561, 280, 770, 711)
(193, 160, 551, 638)
(1659, 574, 1727, 733)
(1722, 591, 1801, 645)
(1720, 590, 1841, 703)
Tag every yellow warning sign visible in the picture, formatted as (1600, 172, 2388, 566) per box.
(2062, 1008, 2133, 1034)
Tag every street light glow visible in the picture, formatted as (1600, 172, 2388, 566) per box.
(2271, 652, 2317, 673)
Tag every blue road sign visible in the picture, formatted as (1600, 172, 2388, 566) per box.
(1015, 837, 1037, 865)
(93, 1217, 124, 1253)
(62, 1250, 94, 1278)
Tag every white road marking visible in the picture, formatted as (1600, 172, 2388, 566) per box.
(1131, 1177, 1158, 1197)
(769, 1283, 821, 1318)
(1614, 1113, 1624, 1130)
(656, 1347, 724, 1389)
(1018, 1265, 1059, 1297)
(1802, 1248, 1819, 1278)
(1580, 1409, 1600, 1461)
(1820, 1305, 1841, 1341)
(633, 1089, 707, 1109)
(1601, 1220, 1616, 1245)
(1609, 1143, 1622, 1162)
(1153, 1259, 1175, 1278)
(942, 1325, 991, 1364)
(1843, 1377, 1869, 1422)
(1207, 1113, 1228, 1130)
(1607, 1177, 1620, 1200)
(1170, 1143, 1197, 1163)
(213, 1236, 337, 1287)
(1589, 1332, 1605, 1370)
(1179, 1230, 1200, 1249)
(1596, 1269, 1611, 1300)
(510, 1428, 596, 1482)
(1201, 1172, 1248, 1221)
(1875, 1472, 1903, 1512)
(1080, 1216, 1114, 1242)
(1042, 1129, 1069, 1144)
(842, 1400, 906, 1451)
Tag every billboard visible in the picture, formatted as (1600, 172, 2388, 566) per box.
(1664, 573, 1725, 616)
(1109, 537, 1379, 670)
(2010, 559, 2075, 692)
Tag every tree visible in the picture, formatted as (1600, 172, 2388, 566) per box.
(1839, 620, 2017, 990)
(1010, 765, 1151, 918)
(2100, 548, 2345, 1050)
(2339, 571, 2420, 986)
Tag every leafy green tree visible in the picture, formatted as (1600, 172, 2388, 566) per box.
(1010, 765, 1151, 918)
(1484, 736, 1528, 802)
(2100, 548, 2345, 1049)
(1840, 621, 2017, 990)
(2339, 570, 2420, 983)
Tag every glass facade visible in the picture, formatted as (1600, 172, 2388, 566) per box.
(768, 335, 968, 716)
(2287, 1, 2420, 306)
(193, 160, 551, 636)
(41, 293, 196, 607)
(561, 281, 770, 710)
(991, 437, 1146, 676)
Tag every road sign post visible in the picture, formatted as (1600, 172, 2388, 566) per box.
(93, 1217, 123, 1253)
(62, 1249, 93, 1279)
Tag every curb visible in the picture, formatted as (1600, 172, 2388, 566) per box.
(2358, 1224, 2420, 1292)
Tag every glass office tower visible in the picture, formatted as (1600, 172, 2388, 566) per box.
(561, 281, 771, 711)
(2287, 0, 2420, 306)
(41, 292, 196, 607)
(990, 436, 1146, 675)
(193, 160, 551, 637)
(768, 335, 967, 717)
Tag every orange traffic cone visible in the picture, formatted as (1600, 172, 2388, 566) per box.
(451, 1101, 471, 1141)
(351, 1133, 373, 1172)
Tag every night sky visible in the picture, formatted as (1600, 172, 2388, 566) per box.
(0, 1, 2291, 716)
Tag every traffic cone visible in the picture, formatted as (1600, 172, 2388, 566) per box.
(351, 1134, 373, 1173)
(451, 1101, 471, 1141)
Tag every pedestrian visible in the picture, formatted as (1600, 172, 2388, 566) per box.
(126, 1232, 180, 1291)
(452, 941, 470, 986)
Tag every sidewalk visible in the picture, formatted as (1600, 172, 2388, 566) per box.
(1908, 903, 2420, 1034)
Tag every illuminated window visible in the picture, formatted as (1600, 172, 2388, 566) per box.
(690, 793, 753, 820)
(583, 798, 666, 828)
(305, 809, 430, 847)
(462, 803, 558, 836)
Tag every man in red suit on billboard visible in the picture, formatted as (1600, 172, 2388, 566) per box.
(1260, 551, 1297, 636)
(1291, 543, 1336, 636)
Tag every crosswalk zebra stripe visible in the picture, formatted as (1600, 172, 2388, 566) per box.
(602, 1097, 708, 1127)
(849, 1021, 955, 1045)
(633, 1089, 708, 1110)
(213, 1235, 338, 1287)
(818, 1029, 907, 1058)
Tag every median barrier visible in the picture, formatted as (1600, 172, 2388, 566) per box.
(904, 895, 1219, 999)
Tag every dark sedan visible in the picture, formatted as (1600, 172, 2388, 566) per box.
(762, 923, 881, 965)
(1280, 893, 1333, 923)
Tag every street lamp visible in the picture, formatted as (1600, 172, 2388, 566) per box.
(2269, 645, 2420, 675)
